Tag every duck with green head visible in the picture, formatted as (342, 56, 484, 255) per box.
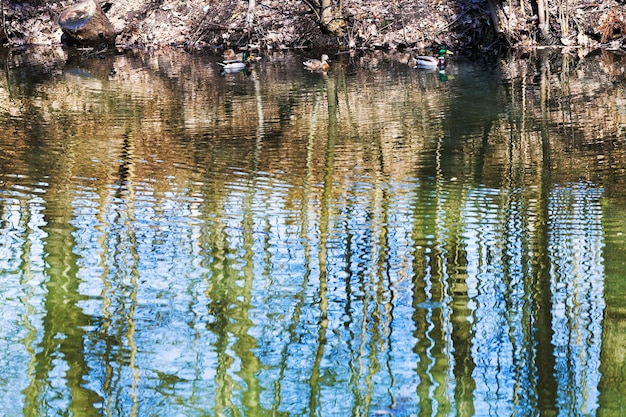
(414, 47, 453, 69)
(218, 51, 252, 73)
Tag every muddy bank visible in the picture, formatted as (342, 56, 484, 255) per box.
(1, 0, 624, 55)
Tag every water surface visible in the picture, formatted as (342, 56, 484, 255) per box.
(1, 47, 625, 416)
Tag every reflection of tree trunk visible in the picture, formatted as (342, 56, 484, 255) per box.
(309, 78, 337, 415)
(237, 218, 262, 412)
(117, 133, 140, 417)
(238, 74, 263, 411)
(446, 192, 476, 416)
(22, 202, 101, 415)
(270, 94, 317, 411)
(411, 130, 457, 414)
(599, 197, 626, 410)
(533, 53, 558, 411)
(253, 74, 264, 143)
(451, 289, 476, 417)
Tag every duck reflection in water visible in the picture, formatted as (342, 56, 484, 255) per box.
(411, 47, 455, 82)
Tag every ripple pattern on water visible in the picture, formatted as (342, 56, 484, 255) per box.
(0, 50, 624, 417)
(548, 183, 604, 416)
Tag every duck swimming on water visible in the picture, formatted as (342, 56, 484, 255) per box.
(414, 47, 453, 69)
(218, 51, 253, 73)
(222, 49, 260, 63)
(303, 54, 331, 72)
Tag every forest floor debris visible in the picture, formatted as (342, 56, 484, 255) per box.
(1, 0, 624, 56)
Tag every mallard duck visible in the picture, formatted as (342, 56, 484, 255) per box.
(303, 54, 331, 72)
(414, 47, 453, 69)
(218, 51, 252, 73)
(222, 49, 259, 63)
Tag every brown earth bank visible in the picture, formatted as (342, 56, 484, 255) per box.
(0, 0, 625, 56)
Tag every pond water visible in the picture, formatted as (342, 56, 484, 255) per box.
(1, 46, 625, 416)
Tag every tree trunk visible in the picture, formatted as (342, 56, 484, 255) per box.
(59, 0, 116, 48)
(321, 0, 345, 35)
(535, 0, 551, 41)
(301, 0, 344, 36)
(248, 0, 255, 28)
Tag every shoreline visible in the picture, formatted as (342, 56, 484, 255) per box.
(1, 0, 624, 57)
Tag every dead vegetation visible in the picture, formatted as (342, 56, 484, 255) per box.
(0, 0, 624, 54)
(598, 9, 626, 44)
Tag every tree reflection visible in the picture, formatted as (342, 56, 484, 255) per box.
(23, 174, 102, 415)
(0, 49, 622, 416)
